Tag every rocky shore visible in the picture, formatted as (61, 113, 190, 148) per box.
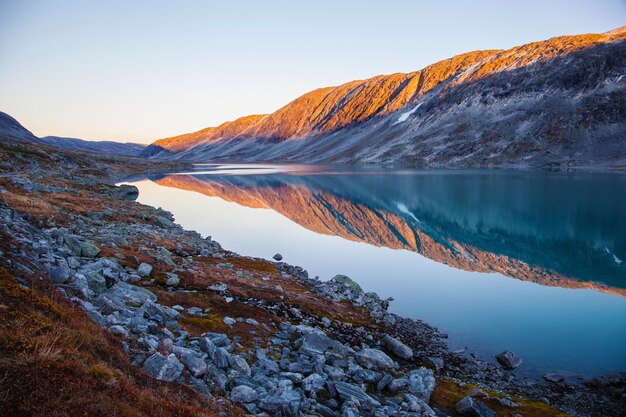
(0, 140, 623, 417)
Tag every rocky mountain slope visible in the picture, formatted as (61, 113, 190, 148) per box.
(144, 27, 626, 168)
(0, 111, 146, 156)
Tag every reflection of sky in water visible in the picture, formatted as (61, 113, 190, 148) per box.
(127, 173, 626, 379)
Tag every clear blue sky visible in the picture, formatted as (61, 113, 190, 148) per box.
(1, 0, 624, 143)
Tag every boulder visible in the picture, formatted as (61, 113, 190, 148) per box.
(86, 271, 107, 293)
(407, 367, 436, 402)
(230, 385, 258, 404)
(79, 241, 100, 258)
(229, 355, 251, 376)
(355, 348, 395, 370)
(173, 346, 207, 377)
(381, 335, 413, 360)
(495, 351, 522, 370)
(272, 253, 283, 261)
(333, 381, 380, 407)
(302, 373, 326, 393)
(455, 395, 497, 417)
(49, 265, 70, 283)
(109, 325, 128, 338)
(142, 353, 184, 381)
(299, 329, 350, 357)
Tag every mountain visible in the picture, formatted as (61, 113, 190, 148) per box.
(143, 27, 626, 168)
(0, 111, 145, 156)
(41, 136, 145, 156)
(0, 111, 41, 143)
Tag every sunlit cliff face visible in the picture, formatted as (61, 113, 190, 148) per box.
(147, 28, 626, 153)
(151, 169, 626, 297)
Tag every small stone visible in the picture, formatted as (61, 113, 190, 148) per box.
(137, 263, 153, 277)
(223, 317, 236, 326)
(165, 273, 179, 286)
(495, 351, 522, 370)
(543, 373, 565, 383)
(272, 253, 283, 261)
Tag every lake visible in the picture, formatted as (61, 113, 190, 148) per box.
(125, 164, 626, 379)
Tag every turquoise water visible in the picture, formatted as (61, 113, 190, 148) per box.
(127, 165, 626, 378)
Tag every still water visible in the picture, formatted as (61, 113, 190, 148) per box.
(126, 164, 626, 379)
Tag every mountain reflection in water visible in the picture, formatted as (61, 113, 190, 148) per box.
(152, 167, 626, 296)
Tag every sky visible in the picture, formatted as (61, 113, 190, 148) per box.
(0, 0, 624, 144)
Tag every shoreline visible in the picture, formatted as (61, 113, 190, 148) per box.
(0, 143, 624, 416)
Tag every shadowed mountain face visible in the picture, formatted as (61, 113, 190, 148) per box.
(152, 169, 626, 296)
(144, 28, 626, 168)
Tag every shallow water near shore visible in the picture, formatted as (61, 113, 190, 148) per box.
(125, 164, 626, 379)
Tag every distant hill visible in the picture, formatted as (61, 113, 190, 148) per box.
(143, 27, 626, 168)
(0, 111, 145, 156)
(41, 136, 145, 156)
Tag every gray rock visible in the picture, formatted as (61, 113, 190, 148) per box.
(381, 335, 413, 360)
(496, 351, 522, 370)
(260, 389, 301, 417)
(223, 316, 236, 326)
(113, 184, 139, 200)
(355, 348, 395, 370)
(207, 332, 230, 347)
(142, 353, 184, 381)
(86, 271, 107, 293)
(543, 373, 565, 383)
(213, 347, 231, 369)
(165, 273, 179, 286)
(80, 241, 100, 258)
(404, 393, 435, 416)
(208, 282, 227, 292)
(377, 373, 393, 392)
(229, 355, 251, 376)
(273, 253, 283, 261)
(299, 329, 350, 357)
(189, 375, 212, 398)
(426, 356, 444, 372)
(173, 346, 207, 377)
(455, 395, 497, 417)
(49, 265, 70, 283)
(333, 381, 380, 407)
(407, 367, 436, 402)
(302, 373, 326, 392)
(137, 262, 153, 277)
(109, 325, 128, 338)
(230, 385, 258, 404)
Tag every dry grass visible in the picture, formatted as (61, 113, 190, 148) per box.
(0, 266, 227, 417)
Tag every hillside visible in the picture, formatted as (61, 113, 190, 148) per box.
(0, 111, 145, 157)
(143, 27, 626, 168)
(42, 136, 145, 156)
